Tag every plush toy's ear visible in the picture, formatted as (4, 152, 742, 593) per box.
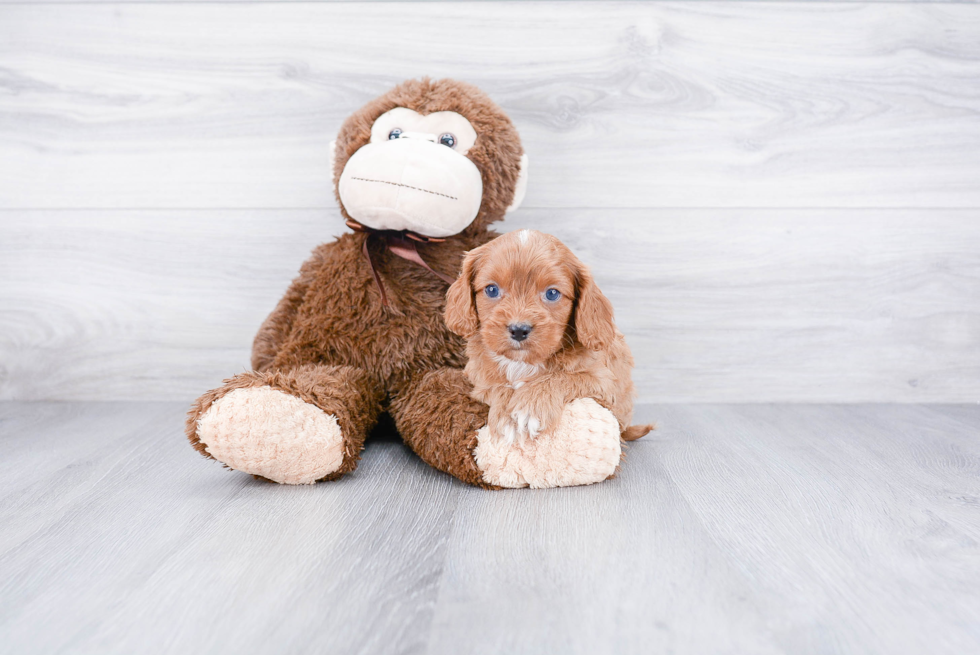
(573, 262, 616, 351)
(444, 248, 483, 338)
(506, 153, 529, 213)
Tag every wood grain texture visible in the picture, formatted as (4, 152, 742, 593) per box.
(2, 208, 977, 402)
(648, 404, 980, 655)
(428, 403, 980, 655)
(0, 209, 329, 402)
(0, 401, 459, 654)
(1, 2, 980, 209)
(6, 0, 977, 4)
(1, 401, 978, 654)
(2, 2, 979, 403)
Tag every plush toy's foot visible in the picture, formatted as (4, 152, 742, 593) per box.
(187, 365, 383, 485)
(196, 386, 345, 485)
(473, 398, 622, 489)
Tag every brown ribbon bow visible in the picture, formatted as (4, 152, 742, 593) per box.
(346, 218, 456, 307)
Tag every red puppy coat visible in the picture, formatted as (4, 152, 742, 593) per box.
(445, 229, 653, 445)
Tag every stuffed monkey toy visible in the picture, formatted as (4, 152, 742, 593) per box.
(186, 78, 624, 488)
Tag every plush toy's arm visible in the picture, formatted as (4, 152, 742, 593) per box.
(251, 251, 322, 372)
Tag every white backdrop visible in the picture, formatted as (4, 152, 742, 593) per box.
(1, 2, 978, 402)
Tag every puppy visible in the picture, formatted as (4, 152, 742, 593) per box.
(445, 229, 653, 444)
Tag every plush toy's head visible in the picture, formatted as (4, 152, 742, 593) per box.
(330, 78, 528, 238)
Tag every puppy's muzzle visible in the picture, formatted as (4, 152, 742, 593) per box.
(508, 323, 533, 343)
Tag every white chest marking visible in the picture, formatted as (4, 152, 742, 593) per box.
(491, 353, 542, 387)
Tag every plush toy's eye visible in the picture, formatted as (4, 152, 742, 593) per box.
(484, 284, 500, 299)
(388, 128, 403, 140)
(439, 133, 456, 148)
(544, 288, 561, 302)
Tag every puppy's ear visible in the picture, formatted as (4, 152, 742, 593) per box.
(444, 247, 482, 338)
(573, 263, 616, 351)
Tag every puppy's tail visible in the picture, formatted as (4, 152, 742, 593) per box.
(622, 423, 655, 442)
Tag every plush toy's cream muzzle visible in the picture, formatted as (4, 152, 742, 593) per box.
(338, 135, 484, 238)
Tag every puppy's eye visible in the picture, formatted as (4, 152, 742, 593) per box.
(484, 284, 500, 299)
(544, 288, 561, 302)
(439, 133, 456, 148)
(388, 128, 403, 140)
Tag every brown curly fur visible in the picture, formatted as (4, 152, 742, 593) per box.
(186, 78, 522, 486)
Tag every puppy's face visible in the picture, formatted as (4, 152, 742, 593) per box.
(446, 229, 616, 364)
(470, 231, 575, 364)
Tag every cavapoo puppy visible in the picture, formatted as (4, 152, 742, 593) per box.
(445, 229, 652, 444)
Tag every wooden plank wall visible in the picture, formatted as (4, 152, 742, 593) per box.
(1, 2, 978, 402)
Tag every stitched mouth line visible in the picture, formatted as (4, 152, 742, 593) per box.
(350, 177, 458, 201)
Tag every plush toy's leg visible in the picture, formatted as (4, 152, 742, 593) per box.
(388, 368, 498, 489)
(472, 398, 623, 489)
(186, 364, 383, 484)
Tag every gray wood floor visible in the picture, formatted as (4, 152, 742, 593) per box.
(1, 402, 977, 654)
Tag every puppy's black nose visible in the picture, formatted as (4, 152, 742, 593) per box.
(508, 323, 533, 342)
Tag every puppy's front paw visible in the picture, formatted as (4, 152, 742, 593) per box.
(488, 408, 520, 445)
(511, 408, 542, 439)
(510, 397, 564, 441)
(501, 420, 519, 444)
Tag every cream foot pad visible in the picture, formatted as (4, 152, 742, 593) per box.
(474, 398, 622, 489)
(197, 386, 345, 485)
